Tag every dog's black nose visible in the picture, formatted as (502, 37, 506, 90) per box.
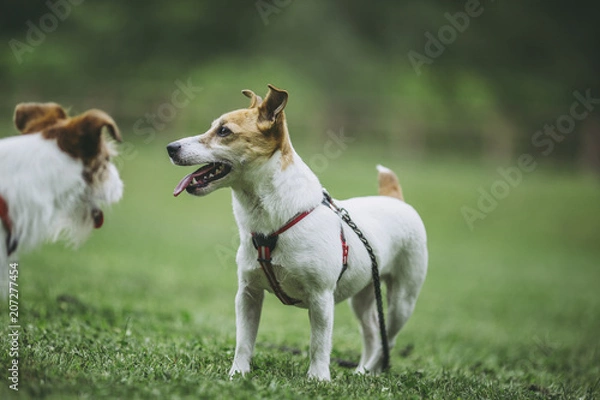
(167, 142, 181, 158)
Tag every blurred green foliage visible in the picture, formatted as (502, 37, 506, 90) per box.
(1, 0, 599, 166)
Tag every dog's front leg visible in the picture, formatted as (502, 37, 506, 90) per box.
(229, 283, 264, 378)
(307, 291, 335, 381)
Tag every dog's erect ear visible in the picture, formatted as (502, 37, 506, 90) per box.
(258, 84, 288, 123)
(13, 102, 68, 134)
(242, 89, 263, 108)
(78, 109, 122, 143)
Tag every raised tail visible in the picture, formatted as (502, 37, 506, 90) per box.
(376, 164, 404, 201)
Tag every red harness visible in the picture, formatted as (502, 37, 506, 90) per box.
(0, 194, 17, 256)
(251, 194, 349, 306)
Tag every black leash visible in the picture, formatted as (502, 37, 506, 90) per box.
(323, 190, 390, 372)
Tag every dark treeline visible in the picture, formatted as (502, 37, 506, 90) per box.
(0, 0, 598, 168)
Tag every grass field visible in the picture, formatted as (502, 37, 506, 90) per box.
(1, 139, 599, 399)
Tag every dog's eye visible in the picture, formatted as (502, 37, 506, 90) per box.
(217, 126, 232, 137)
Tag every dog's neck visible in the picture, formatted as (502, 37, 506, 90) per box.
(231, 148, 323, 234)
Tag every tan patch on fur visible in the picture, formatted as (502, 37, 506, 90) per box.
(378, 167, 404, 200)
(196, 85, 292, 169)
(278, 129, 293, 170)
(13, 103, 121, 183)
(205, 107, 293, 169)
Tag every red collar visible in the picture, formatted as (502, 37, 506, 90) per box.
(0, 194, 17, 256)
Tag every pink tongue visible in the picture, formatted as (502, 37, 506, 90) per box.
(173, 173, 195, 197)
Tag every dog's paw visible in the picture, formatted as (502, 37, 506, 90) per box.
(228, 364, 249, 380)
(354, 365, 367, 375)
(228, 370, 243, 380)
(307, 367, 331, 382)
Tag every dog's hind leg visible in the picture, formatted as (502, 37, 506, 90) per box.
(380, 248, 428, 368)
(359, 247, 427, 373)
(350, 282, 379, 374)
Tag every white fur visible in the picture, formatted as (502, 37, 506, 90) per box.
(376, 164, 393, 174)
(169, 119, 427, 381)
(0, 133, 123, 294)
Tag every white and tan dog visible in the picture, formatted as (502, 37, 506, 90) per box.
(167, 85, 427, 381)
(0, 102, 123, 295)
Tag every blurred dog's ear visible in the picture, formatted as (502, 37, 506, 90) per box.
(258, 84, 288, 123)
(78, 109, 122, 143)
(242, 89, 263, 108)
(41, 109, 122, 163)
(14, 102, 68, 134)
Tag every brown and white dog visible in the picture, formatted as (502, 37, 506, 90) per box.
(0, 103, 124, 296)
(167, 85, 428, 380)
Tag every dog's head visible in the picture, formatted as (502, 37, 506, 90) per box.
(13, 102, 123, 229)
(167, 84, 292, 197)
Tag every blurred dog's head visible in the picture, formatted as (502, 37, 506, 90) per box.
(167, 84, 292, 197)
(11, 102, 123, 233)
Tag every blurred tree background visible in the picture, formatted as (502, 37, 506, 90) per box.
(0, 0, 599, 170)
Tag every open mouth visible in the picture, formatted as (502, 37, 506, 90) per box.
(173, 162, 232, 197)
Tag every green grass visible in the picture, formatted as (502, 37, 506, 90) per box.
(1, 140, 599, 399)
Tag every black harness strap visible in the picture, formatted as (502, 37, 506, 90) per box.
(252, 208, 315, 305)
(251, 194, 350, 305)
(253, 231, 301, 305)
(322, 195, 349, 283)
